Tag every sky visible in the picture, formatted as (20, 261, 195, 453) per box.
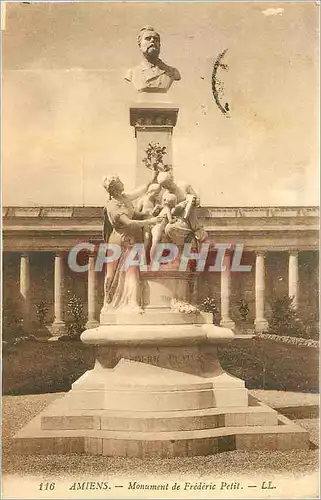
(2, 2, 319, 207)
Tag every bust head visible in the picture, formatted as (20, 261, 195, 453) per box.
(137, 26, 161, 61)
(125, 26, 180, 93)
(103, 175, 124, 199)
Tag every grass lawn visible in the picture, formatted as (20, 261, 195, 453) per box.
(2, 391, 319, 479)
(3, 339, 319, 395)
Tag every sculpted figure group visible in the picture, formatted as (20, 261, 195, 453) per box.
(102, 169, 207, 312)
(102, 25, 200, 312)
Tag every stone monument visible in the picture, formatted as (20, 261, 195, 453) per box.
(14, 27, 309, 457)
(126, 26, 181, 186)
(125, 26, 181, 93)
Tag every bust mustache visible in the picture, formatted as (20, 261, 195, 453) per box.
(125, 26, 181, 93)
(142, 41, 160, 60)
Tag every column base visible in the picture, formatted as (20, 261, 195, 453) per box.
(254, 318, 269, 332)
(85, 319, 100, 329)
(51, 321, 66, 338)
(220, 318, 236, 330)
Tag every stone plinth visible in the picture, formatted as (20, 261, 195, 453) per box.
(100, 255, 198, 324)
(14, 325, 309, 457)
(130, 104, 179, 185)
(143, 269, 196, 307)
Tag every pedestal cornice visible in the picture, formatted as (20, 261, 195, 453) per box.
(130, 105, 179, 128)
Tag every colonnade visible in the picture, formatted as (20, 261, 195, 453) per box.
(219, 250, 299, 331)
(17, 250, 300, 334)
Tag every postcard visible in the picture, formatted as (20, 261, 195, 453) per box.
(2, 2, 319, 499)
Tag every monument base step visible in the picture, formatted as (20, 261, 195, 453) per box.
(39, 402, 279, 432)
(12, 335, 310, 457)
(14, 410, 309, 457)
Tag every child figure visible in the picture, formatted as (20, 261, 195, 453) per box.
(136, 183, 162, 260)
(150, 191, 178, 262)
(136, 183, 162, 216)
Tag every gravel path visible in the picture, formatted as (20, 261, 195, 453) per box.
(294, 418, 319, 447)
(2, 393, 319, 479)
(251, 390, 319, 408)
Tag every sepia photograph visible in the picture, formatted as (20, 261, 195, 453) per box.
(1, 1, 319, 498)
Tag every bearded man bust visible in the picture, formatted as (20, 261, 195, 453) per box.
(125, 26, 181, 93)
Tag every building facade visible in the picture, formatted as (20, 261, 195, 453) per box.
(2, 205, 319, 336)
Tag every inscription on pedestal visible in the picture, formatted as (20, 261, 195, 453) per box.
(169, 354, 198, 363)
(127, 355, 160, 364)
(124, 353, 199, 365)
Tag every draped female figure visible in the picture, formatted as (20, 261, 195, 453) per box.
(102, 174, 159, 314)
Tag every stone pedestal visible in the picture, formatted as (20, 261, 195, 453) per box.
(14, 250, 309, 456)
(14, 322, 309, 456)
(130, 103, 179, 185)
(100, 249, 198, 325)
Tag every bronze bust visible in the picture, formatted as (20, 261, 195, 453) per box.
(125, 26, 181, 93)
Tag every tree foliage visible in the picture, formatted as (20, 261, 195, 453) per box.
(238, 298, 249, 322)
(66, 294, 85, 340)
(2, 296, 24, 341)
(34, 300, 48, 327)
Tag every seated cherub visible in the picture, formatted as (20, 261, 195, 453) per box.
(155, 170, 207, 245)
(136, 183, 163, 260)
(136, 183, 162, 216)
(150, 192, 178, 261)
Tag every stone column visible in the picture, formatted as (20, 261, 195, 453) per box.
(51, 252, 66, 336)
(220, 253, 235, 329)
(254, 251, 268, 332)
(20, 253, 30, 331)
(288, 250, 299, 309)
(86, 252, 99, 329)
(130, 105, 179, 186)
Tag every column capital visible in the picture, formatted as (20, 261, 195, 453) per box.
(255, 250, 267, 257)
(21, 252, 29, 259)
(289, 249, 299, 257)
